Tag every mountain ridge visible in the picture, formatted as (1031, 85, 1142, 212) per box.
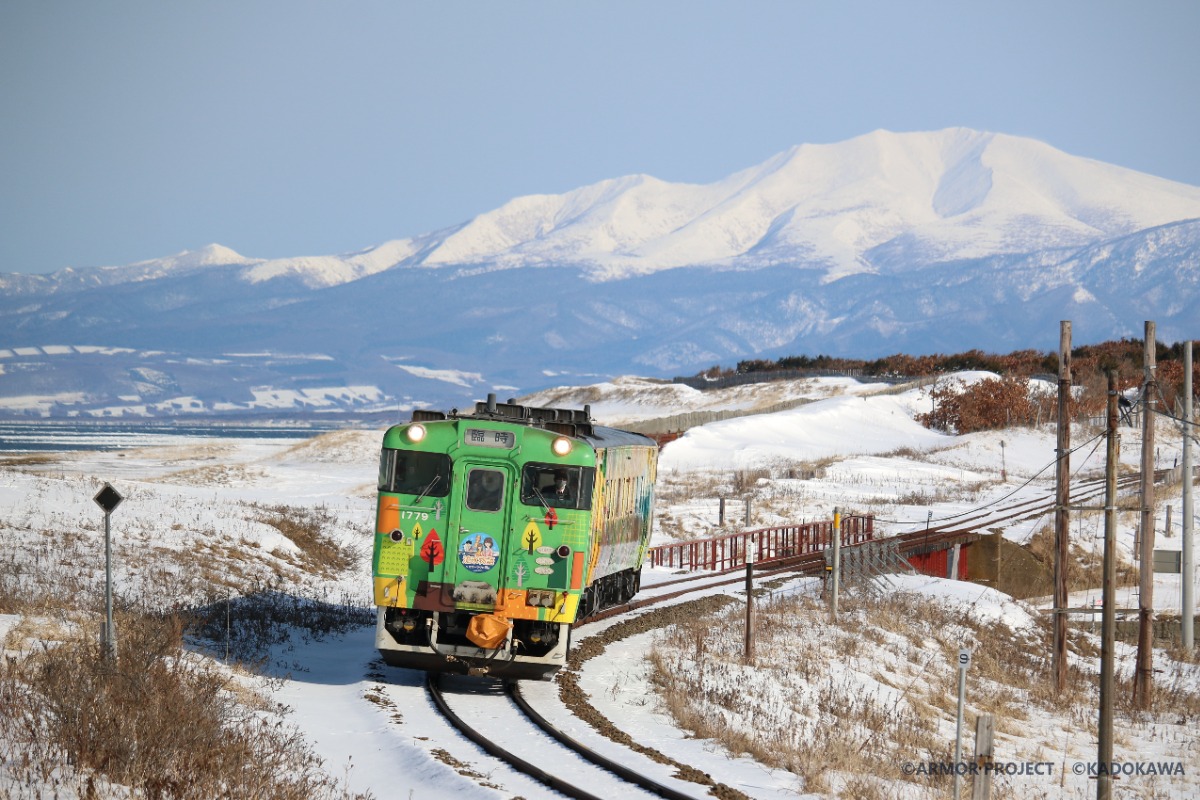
(1, 128, 1197, 418)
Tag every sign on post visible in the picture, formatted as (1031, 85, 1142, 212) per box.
(94, 483, 123, 513)
(94, 482, 123, 658)
(955, 647, 972, 800)
(1153, 549, 1182, 574)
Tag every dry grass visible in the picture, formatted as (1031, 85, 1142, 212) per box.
(0, 490, 375, 798)
(186, 590, 374, 666)
(0, 453, 59, 467)
(0, 611, 372, 800)
(0, 540, 100, 617)
(250, 503, 362, 578)
(647, 585, 1200, 798)
(648, 592, 944, 795)
(1026, 520, 1139, 592)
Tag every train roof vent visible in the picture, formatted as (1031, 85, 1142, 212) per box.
(473, 400, 528, 420)
(529, 406, 591, 424)
(545, 421, 594, 438)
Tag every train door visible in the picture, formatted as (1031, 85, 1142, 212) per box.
(447, 461, 514, 610)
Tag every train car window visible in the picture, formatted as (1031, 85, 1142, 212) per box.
(378, 448, 451, 497)
(521, 463, 594, 510)
(465, 468, 505, 512)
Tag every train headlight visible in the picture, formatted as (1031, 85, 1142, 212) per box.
(551, 436, 572, 456)
(401, 618, 416, 632)
(406, 424, 427, 443)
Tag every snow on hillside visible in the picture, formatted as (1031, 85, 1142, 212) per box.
(414, 128, 1200, 281)
(659, 391, 947, 470)
(239, 238, 425, 288)
(1, 375, 1197, 798)
(11, 128, 1200, 296)
(519, 374, 889, 426)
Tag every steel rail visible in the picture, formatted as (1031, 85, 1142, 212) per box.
(579, 472, 1148, 619)
(428, 673, 700, 800)
(425, 672, 609, 800)
(506, 682, 701, 800)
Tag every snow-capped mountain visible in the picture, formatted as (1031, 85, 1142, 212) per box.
(2, 128, 1198, 419)
(411, 128, 1200, 280)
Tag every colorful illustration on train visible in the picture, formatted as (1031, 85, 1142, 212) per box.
(371, 394, 657, 680)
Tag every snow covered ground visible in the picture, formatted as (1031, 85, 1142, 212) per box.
(1, 374, 1196, 798)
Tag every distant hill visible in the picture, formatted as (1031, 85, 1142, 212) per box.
(1, 128, 1197, 418)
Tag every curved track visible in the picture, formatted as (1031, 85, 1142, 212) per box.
(419, 469, 1155, 796)
(426, 673, 704, 800)
(584, 470, 1149, 626)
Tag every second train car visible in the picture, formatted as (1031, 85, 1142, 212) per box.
(371, 394, 657, 680)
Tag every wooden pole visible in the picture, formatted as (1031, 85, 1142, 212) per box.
(1183, 340, 1194, 650)
(1134, 321, 1156, 708)
(1097, 370, 1118, 800)
(744, 547, 755, 662)
(972, 713, 995, 800)
(830, 507, 841, 623)
(1053, 321, 1072, 692)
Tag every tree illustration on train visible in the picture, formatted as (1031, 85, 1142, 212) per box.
(372, 394, 657, 680)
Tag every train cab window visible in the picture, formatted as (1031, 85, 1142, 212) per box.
(465, 468, 505, 512)
(378, 448, 451, 497)
(521, 463, 593, 510)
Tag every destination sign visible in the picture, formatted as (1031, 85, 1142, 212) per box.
(465, 428, 515, 449)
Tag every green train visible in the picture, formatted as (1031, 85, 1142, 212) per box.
(372, 394, 658, 680)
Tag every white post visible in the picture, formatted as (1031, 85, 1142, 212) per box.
(955, 648, 972, 800)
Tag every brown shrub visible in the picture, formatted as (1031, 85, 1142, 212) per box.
(917, 376, 1042, 434)
(0, 611, 371, 800)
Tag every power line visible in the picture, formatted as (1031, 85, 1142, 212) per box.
(873, 429, 1108, 527)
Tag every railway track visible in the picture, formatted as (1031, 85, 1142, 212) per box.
(902, 472, 1142, 538)
(593, 470, 1150, 610)
(415, 469, 1159, 798)
(426, 672, 705, 800)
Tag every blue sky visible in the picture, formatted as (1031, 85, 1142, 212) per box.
(2, 1, 1197, 275)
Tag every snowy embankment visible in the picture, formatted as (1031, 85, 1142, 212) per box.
(1, 374, 1197, 799)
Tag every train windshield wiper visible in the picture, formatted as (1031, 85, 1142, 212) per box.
(415, 474, 442, 504)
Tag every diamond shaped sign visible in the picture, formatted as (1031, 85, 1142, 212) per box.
(93, 483, 123, 513)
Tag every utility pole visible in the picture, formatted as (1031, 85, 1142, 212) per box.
(744, 546, 755, 662)
(1053, 320, 1072, 692)
(830, 507, 841, 623)
(1097, 371, 1119, 800)
(1134, 321, 1156, 709)
(1183, 340, 1194, 650)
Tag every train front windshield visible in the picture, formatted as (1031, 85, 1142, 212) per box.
(520, 463, 594, 510)
(378, 448, 452, 496)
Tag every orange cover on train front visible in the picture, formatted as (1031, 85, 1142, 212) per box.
(466, 614, 511, 649)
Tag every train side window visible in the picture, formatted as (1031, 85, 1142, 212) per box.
(521, 463, 593, 510)
(466, 468, 505, 512)
(379, 448, 451, 496)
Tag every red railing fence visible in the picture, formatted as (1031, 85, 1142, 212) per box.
(647, 515, 874, 572)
